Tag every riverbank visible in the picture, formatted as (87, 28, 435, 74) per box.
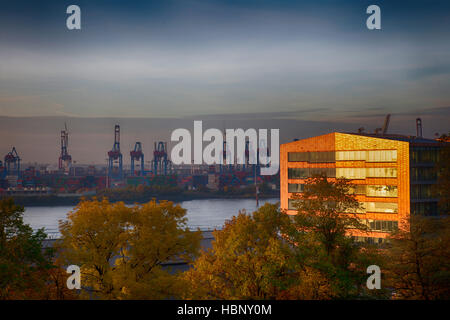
(3, 191, 280, 207)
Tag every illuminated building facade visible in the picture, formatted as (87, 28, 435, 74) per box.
(280, 132, 445, 244)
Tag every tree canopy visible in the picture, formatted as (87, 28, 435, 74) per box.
(57, 198, 201, 299)
(0, 198, 56, 299)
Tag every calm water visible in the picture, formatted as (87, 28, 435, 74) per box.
(23, 198, 279, 238)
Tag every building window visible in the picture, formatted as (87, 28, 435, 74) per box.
(352, 236, 389, 244)
(410, 167, 437, 182)
(336, 150, 397, 162)
(336, 150, 365, 161)
(363, 219, 398, 232)
(363, 202, 398, 213)
(411, 184, 434, 200)
(288, 199, 298, 210)
(347, 185, 367, 195)
(366, 167, 397, 178)
(367, 150, 397, 162)
(288, 152, 309, 162)
(288, 168, 309, 179)
(288, 151, 335, 163)
(288, 183, 304, 193)
(336, 168, 366, 179)
(411, 202, 438, 216)
(288, 168, 336, 179)
(366, 185, 398, 197)
(411, 147, 440, 164)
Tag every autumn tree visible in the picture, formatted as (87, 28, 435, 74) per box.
(385, 215, 450, 299)
(0, 198, 54, 299)
(183, 203, 295, 299)
(57, 198, 201, 299)
(287, 175, 386, 299)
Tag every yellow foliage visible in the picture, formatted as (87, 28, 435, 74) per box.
(56, 198, 201, 299)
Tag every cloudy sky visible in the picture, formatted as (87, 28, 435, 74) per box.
(0, 0, 449, 163)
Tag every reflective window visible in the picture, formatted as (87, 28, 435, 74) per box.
(362, 219, 398, 232)
(288, 152, 309, 162)
(411, 202, 438, 216)
(410, 147, 440, 164)
(367, 167, 397, 178)
(363, 202, 398, 213)
(347, 185, 367, 195)
(411, 184, 434, 200)
(366, 185, 398, 197)
(288, 152, 335, 163)
(336, 168, 366, 179)
(336, 150, 397, 162)
(288, 183, 304, 193)
(288, 168, 336, 179)
(288, 168, 309, 179)
(410, 167, 437, 182)
(367, 150, 397, 162)
(288, 199, 298, 210)
(336, 150, 366, 161)
(352, 236, 389, 244)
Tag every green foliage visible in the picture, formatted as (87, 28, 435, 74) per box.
(0, 198, 54, 299)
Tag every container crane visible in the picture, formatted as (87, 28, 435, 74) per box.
(58, 123, 72, 173)
(130, 142, 145, 176)
(4, 147, 21, 177)
(107, 125, 123, 180)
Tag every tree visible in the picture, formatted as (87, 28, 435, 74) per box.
(385, 215, 450, 299)
(287, 175, 386, 299)
(0, 198, 54, 299)
(183, 203, 295, 299)
(56, 198, 201, 299)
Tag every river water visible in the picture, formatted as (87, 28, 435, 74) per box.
(23, 198, 279, 238)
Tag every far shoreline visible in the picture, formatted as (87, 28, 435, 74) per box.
(2, 192, 280, 207)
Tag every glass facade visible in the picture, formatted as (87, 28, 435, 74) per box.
(410, 147, 440, 164)
(352, 236, 388, 245)
(289, 150, 398, 163)
(335, 167, 397, 179)
(288, 167, 336, 179)
(336, 150, 397, 162)
(288, 183, 304, 193)
(288, 199, 297, 210)
(411, 202, 438, 216)
(363, 201, 398, 213)
(367, 150, 397, 162)
(363, 219, 398, 232)
(336, 168, 366, 179)
(288, 198, 398, 213)
(411, 184, 434, 200)
(410, 167, 437, 182)
(288, 167, 398, 179)
(288, 151, 335, 163)
(366, 167, 397, 178)
(291, 183, 398, 198)
(366, 185, 398, 197)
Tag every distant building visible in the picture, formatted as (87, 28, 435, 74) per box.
(280, 132, 446, 244)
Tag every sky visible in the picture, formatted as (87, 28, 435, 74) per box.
(0, 0, 449, 163)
